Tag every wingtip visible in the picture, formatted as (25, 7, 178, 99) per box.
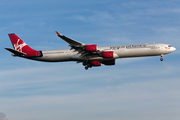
(56, 31, 62, 36)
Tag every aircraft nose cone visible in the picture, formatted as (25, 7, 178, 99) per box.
(171, 47, 176, 52)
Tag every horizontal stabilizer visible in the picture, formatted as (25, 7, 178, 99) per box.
(5, 48, 26, 56)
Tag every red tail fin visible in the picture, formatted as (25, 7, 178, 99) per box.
(8, 33, 42, 57)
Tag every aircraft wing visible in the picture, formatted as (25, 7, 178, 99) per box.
(56, 31, 99, 58)
(56, 31, 85, 47)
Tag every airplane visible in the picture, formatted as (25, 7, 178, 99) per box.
(5, 31, 176, 70)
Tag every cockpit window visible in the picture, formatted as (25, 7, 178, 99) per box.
(168, 45, 171, 47)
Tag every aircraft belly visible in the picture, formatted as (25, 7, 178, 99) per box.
(70, 55, 107, 61)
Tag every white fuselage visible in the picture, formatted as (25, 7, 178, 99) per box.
(32, 43, 176, 62)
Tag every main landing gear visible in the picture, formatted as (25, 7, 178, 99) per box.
(83, 61, 92, 70)
(83, 56, 92, 70)
(160, 54, 163, 61)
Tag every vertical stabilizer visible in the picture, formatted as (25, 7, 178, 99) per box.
(8, 34, 42, 57)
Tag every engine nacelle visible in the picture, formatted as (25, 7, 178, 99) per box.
(101, 51, 118, 58)
(84, 44, 97, 52)
(91, 61, 101, 66)
(102, 59, 115, 66)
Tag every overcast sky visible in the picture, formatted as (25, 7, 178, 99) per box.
(0, 0, 180, 120)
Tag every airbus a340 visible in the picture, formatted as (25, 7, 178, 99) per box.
(5, 31, 176, 70)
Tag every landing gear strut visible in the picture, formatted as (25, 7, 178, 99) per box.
(160, 54, 163, 61)
(82, 61, 90, 70)
(83, 56, 91, 70)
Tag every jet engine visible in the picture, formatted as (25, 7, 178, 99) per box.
(84, 44, 97, 52)
(90, 61, 101, 66)
(101, 51, 118, 58)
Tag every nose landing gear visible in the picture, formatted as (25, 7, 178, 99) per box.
(160, 54, 163, 61)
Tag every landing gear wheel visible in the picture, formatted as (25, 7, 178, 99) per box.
(85, 66, 89, 70)
(83, 62, 86, 66)
(160, 58, 163, 61)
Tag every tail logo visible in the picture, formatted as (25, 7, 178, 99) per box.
(14, 39, 27, 52)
